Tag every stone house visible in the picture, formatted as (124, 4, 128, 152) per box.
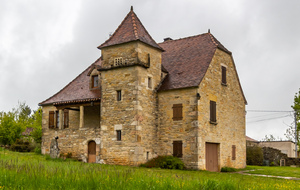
(39, 7, 247, 171)
(259, 141, 298, 158)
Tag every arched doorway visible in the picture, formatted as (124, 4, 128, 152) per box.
(88, 141, 96, 163)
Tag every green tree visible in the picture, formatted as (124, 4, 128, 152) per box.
(0, 111, 24, 145)
(285, 89, 300, 147)
(31, 107, 42, 143)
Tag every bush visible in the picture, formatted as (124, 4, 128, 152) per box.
(140, 156, 185, 170)
(220, 167, 237, 172)
(10, 139, 34, 152)
(34, 144, 41, 154)
(246, 146, 263, 166)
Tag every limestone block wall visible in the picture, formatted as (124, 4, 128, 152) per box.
(197, 49, 246, 170)
(157, 88, 199, 168)
(99, 41, 162, 166)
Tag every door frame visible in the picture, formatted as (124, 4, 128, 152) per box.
(205, 142, 219, 172)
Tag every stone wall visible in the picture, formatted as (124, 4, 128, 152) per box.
(196, 49, 246, 170)
(158, 88, 199, 169)
(99, 41, 162, 166)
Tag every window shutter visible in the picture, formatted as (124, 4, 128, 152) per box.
(49, 111, 54, 129)
(172, 104, 183, 121)
(232, 145, 236, 160)
(64, 110, 69, 128)
(222, 66, 227, 84)
(210, 101, 216, 123)
(173, 141, 183, 158)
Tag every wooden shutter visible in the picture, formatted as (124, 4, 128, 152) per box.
(232, 145, 236, 160)
(210, 101, 216, 123)
(64, 110, 69, 128)
(49, 111, 55, 129)
(173, 141, 183, 158)
(222, 66, 227, 84)
(172, 104, 183, 121)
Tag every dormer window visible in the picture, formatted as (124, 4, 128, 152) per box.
(92, 75, 99, 88)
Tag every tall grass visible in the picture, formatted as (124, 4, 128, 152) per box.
(0, 148, 299, 189)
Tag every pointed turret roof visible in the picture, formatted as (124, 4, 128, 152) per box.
(98, 6, 163, 51)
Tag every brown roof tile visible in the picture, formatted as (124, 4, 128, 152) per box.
(98, 7, 163, 51)
(39, 58, 102, 106)
(158, 33, 218, 91)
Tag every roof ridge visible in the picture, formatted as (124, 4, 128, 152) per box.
(158, 33, 209, 44)
(39, 57, 101, 106)
(131, 11, 139, 39)
(208, 33, 219, 46)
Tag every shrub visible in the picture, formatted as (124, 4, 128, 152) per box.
(246, 146, 263, 166)
(140, 155, 185, 170)
(34, 144, 41, 154)
(220, 167, 237, 172)
(10, 139, 34, 152)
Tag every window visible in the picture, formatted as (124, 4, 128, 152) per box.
(232, 145, 236, 160)
(117, 90, 122, 101)
(221, 66, 227, 85)
(56, 111, 60, 128)
(92, 75, 98, 88)
(49, 111, 55, 129)
(116, 130, 121, 141)
(63, 109, 69, 129)
(210, 101, 217, 123)
(148, 77, 152, 89)
(114, 57, 123, 66)
(173, 141, 183, 158)
(172, 104, 183, 121)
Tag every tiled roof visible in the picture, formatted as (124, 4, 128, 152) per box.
(98, 7, 163, 51)
(39, 58, 101, 106)
(246, 136, 259, 142)
(158, 33, 220, 91)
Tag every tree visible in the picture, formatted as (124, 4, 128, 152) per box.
(262, 134, 282, 141)
(285, 89, 300, 148)
(31, 107, 42, 143)
(0, 111, 24, 145)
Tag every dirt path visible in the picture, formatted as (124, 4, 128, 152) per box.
(236, 170, 300, 180)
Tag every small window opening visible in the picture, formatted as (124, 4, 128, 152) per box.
(232, 145, 236, 160)
(210, 101, 217, 123)
(148, 77, 152, 89)
(114, 58, 123, 66)
(92, 75, 99, 88)
(221, 66, 227, 85)
(56, 111, 60, 128)
(116, 130, 121, 141)
(117, 90, 122, 101)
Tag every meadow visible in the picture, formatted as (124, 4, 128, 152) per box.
(0, 148, 299, 190)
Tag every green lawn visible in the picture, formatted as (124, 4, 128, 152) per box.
(0, 148, 299, 190)
(245, 165, 300, 178)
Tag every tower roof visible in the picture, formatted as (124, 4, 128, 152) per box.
(98, 7, 163, 51)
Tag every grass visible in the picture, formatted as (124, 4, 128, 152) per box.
(0, 147, 299, 189)
(245, 165, 300, 178)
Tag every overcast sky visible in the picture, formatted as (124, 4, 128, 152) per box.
(1, 0, 299, 141)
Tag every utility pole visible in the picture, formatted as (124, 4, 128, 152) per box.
(294, 111, 298, 158)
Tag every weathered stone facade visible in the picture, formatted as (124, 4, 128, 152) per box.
(40, 8, 246, 171)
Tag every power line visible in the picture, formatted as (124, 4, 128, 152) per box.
(247, 110, 292, 113)
(247, 114, 292, 124)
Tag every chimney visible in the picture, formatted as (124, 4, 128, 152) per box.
(164, 37, 173, 42)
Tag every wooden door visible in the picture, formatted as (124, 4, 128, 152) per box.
(206, 143, 218, 172)
(88, 141, 96, 163)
